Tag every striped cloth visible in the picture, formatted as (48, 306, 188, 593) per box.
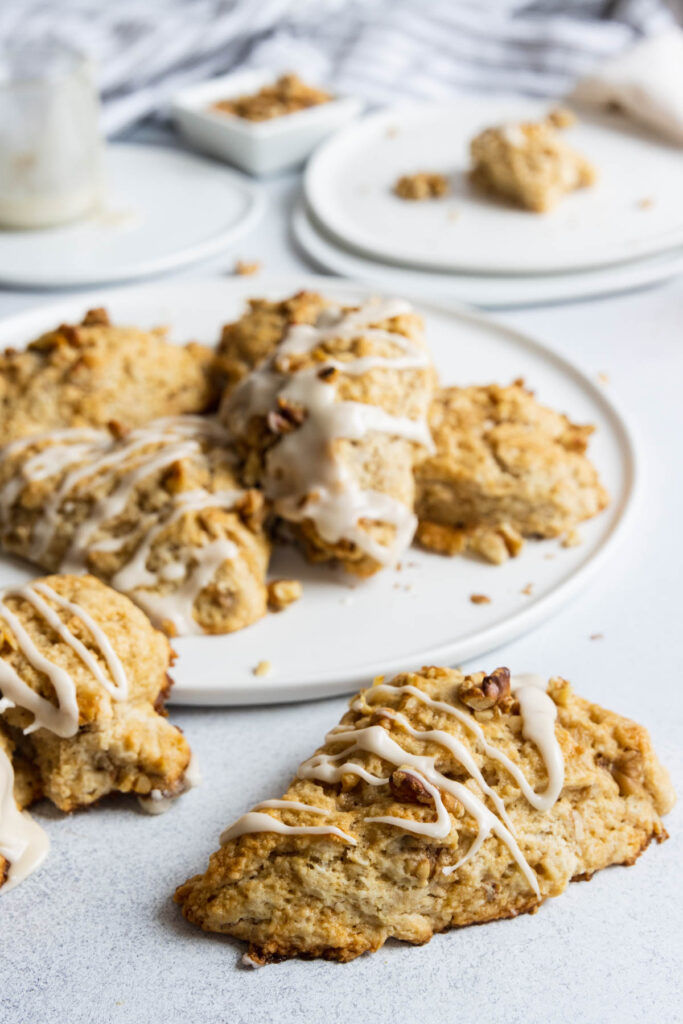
(0, 0, 677, 136)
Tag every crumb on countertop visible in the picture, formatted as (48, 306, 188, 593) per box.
(637, 197, 654, 209)
(267, 578, 303, 612)
(394, 172, 450, 201)
(597, 372, 609, 386)
(253, 660, 272, 678)
(470, 593, 491, 605)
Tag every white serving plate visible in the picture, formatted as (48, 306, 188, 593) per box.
(293, 199, 683, 309)
(305, 97, 683, 275)
(0, 144, 264, 289)
(172, 69, 364, 176)
(0, 276, 637, 705)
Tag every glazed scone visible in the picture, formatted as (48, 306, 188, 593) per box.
(0, 307, 217, 443)
(215, 292, 332, 396)
(0, 574, 194, 890)
(175, 666, 674, 964)
(415, 383, 608, 564)
(221, 294, 436, 576)
(470, 109, 596, 212)
(0, 417, 269, 636)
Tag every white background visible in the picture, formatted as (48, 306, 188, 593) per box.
(0, 165, 681, 1024)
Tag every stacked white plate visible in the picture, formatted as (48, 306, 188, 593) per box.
(295, 96, 683, 308)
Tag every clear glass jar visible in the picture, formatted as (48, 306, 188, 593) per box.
(0, 39, 102, 229)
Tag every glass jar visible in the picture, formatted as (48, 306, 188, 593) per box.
(0, 39, 102, 229)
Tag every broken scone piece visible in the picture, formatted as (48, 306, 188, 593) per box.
(175, 665, 673, 964)
(415, 383, 608, 564)
(0, 574, 193, 892)
(0, 417, 270, 636)
(0, 308, 217, 444)
(470, 109, 596, 212)
(394, 172, 450, 201)
(221, 293, 435, 577)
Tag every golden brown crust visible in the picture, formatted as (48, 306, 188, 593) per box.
(0, 309, 217, 443)
(175, 666, 673, 963)
(394, 173, 450, 200)
(415, 383, 608, 562)
(469, 112, 596, 212)
(1, 574, 191, 812)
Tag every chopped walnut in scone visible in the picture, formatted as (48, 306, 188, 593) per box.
(212, 74, 332, 122)
(0, 417, 270, 636)
(0, 574, 193, 891)
(470, 109, 596, 212)
(415, 383, 608, 563)
(394, 172, 450, 201)
(0, 308, 217, 443)
(221, 293, 436, 577)
(175, 665, 673, 964)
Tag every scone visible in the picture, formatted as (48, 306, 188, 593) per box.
(415, 383, 608, 563)
(0, 417, 269, 636)
(0, 307, 217, 443)
(215, 291, 331, 396)
(1, 574, 193, 891)
(221, 293, 435, 576)
(469, 109, 596, 212)
(175, 666, 673, 964)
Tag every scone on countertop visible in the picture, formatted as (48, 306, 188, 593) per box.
(175, 665, 673, 964)
(469, 109, 596, 213)
(0, 574, 194, 891)
(0, 416, 270, 637)
(415, 382, 608, 563)
(0, 307, 217, 443)
(221, 292, 436, 577)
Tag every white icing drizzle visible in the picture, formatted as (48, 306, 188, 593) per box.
(220, 811, 357, 847)
(224, 297, 432, 567)
(0, 746, 49, 892)
(0, 418, 247, 635)
(138, 752, 202, 816)
(219, 672, 565, 897)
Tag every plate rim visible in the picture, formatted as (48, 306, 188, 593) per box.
(0, 143, 265, 291)
(0, 274, 639, 706)
(293, 198, 683, 310)
(304, 98, 683, 276)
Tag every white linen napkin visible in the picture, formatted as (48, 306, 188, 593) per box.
(572, 27, 683, 145)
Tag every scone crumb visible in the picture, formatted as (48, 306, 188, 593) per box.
(394, 172, 450, 201)
(547, 107, 576, 130)
(597, 372, 609, 386)
(638, 197, 654, 209)
(253, 660, 272, 677)
(372, 675, 385, 686)
(521, 583, 534, 596)
(267, 578, 303, 611)
(470, 593, 491, 605)
(590, 633, 604, 641)
(234, 260, 261, 276)
(562, 530, 582, 548)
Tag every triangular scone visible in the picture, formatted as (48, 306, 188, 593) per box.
(221, 293, 435, 576)
(0, 417, 270, 636)
(175, 666, 673, 964)
(0, 307, 217, 444)
(415, 383, 609, 563)
(0, 574, 192, 815)
(469, 110, 596, 213)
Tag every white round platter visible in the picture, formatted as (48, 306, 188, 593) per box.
(0, 144, 264, 289)
(0, 275, 637, 705)
(293, 199, 683, 309)
(305, 97, 683, 275)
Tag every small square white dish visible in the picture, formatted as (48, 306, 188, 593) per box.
(172, 69, 364, 176)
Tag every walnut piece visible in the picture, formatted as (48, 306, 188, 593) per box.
(267, 578, 303, 612)
(459, 667, 511, 711)
(389, 768, 433, 805)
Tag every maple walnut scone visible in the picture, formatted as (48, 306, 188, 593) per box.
(0, 417, 269, 636)
(0, 574, 193, 891)
(0, 307, 217, 443)
(175, 666, 673, 964)
(221, 294, 436, 576)
(470, 109, 596, 213)
(415, 383, 608, 564)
